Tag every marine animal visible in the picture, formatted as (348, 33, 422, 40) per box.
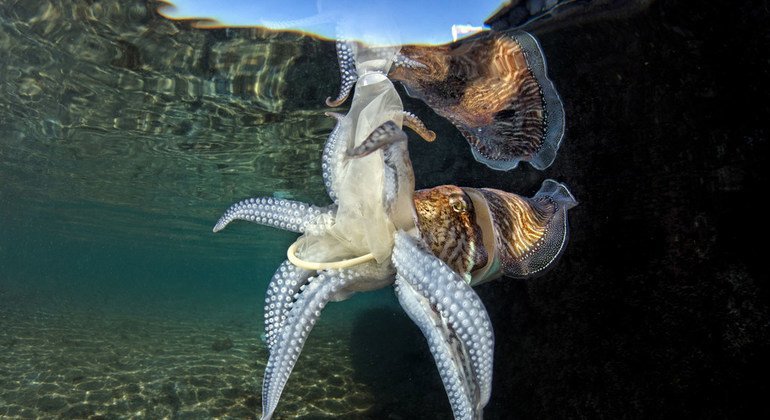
(328, 30, 565, 171)
(214, 35, 575, 419)
(214, 130, 575, 420)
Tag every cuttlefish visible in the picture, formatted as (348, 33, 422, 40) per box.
(214, 34, 576, 420)
(328, 30, 565, 171)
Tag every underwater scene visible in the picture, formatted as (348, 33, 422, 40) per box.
(1, 0, 768, 418)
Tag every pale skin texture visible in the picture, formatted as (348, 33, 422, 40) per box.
(214, 37, 576, 420)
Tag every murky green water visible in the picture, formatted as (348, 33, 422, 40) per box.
(0, 0, 339, 296)
(0, 1, 416, 417)
(0, 0, 334, 248)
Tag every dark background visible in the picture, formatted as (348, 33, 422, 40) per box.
(406, 0, 770, 418)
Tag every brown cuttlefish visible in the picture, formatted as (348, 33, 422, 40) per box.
(326, 31, 565, 171)
(414, 181, 576, 286)
(214, 33, 574, 420)
(390, 30, 565, 171)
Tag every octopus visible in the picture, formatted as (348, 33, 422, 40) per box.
(213, 34, 576, 420)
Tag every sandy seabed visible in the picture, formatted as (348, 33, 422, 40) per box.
(0, 305, 378, 419)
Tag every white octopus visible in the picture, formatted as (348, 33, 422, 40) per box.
(214, 36, 576, 420)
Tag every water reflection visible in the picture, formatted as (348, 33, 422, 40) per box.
(160, 0, 502, 45)
(0, 0, 337, 251)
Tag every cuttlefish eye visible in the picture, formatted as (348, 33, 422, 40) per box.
(449, 193, 470, 213)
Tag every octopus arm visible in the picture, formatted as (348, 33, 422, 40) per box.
(260, 269, 357, 420)
(321, 112, 348, 203)
(394, 51, 427, 70)
(212, 197, 335, 234)
(322, 111, 427, 206)
(263, 260, 315, 354)
(392, 231, 494, 420)
(348, 121, 417, 231)
(326, 40, 357, 107)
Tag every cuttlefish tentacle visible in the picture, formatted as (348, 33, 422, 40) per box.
(392, 231, 494, 420)
(212, 197, 335, 235)
(326, 40, 357, 107)
(261, 269, 359, 420)
(348, 121, 416, 231)
(401, 111, 437, 142)
(263, 260, 315, 353)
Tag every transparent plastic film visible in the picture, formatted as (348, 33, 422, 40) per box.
(302, 53, 405, 264)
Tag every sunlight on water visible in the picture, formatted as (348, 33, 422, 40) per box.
(0, 0, 338, 254)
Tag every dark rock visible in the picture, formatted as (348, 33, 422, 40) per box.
(61, 404, 96, 418)
(36, 396, 67, 413)
(211, 337, 234, 351)
(160, 381, 181, 413)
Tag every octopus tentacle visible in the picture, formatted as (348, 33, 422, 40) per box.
(401, 111, 436, 142)
(263, 260, 315, 354)
(321, 112, 348, 203)
(261, 269, 358, 420)
(392, 231, 494, 420)
(326, 41, 357, 107)
(348, 121, 416, 231)
(347, 120, 405, 158)
(212, 197, 335, 234)
(394, 52, 427, 70)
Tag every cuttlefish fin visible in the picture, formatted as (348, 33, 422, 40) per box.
(479, 179, 577, 278)
(390, 31, 565, 171)
(392, 231, 494, 420)
(213, 197, 335, 234)
(326, 41, 357, 107)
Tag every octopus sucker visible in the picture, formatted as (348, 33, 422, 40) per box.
(263, 260, 314, 353)
(393, 231, 493, 417)
(402, 110, 437, 142)
(389, 30, 565, 171)
(326, 40, 357, 107)
(213, 30, 576, 420)
(261, 269, 360, 420)
(212, 197, 335, 234)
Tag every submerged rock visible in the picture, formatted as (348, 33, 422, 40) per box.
(211, 337, 233, 351)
